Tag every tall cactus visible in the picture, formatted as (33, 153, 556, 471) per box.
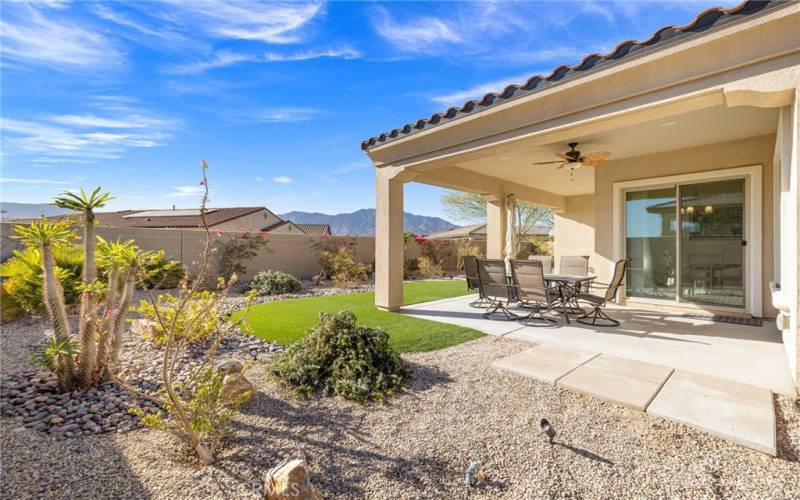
(54, 188, 113, 386)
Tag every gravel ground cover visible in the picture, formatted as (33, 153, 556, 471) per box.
(2, 322, 799, 498)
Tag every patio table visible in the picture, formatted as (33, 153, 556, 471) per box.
(544, 274, 596, 324)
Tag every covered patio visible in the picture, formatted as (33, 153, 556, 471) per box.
(364, 1, 799, 398)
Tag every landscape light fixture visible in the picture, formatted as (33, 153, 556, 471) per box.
(540, 418, 556, 444)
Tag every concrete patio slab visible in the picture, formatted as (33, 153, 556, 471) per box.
(646, 370, 776, 455)
(400, 295, 526, 337)
(492, 344, 599, 384)
(557, 355, 674, 411)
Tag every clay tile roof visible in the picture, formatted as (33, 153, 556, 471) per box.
(361, 0, 783, 151)
(89, 207, 265, 228)
(296, 224, 332, 236)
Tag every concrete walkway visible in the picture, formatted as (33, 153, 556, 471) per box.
(401, 295, 791, 455)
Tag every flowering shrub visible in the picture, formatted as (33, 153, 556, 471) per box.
(214, 232, 270, 279)
(417, 256, 443, 278)
(249, 270, 302, 296)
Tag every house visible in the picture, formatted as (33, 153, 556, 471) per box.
(425, 223, 552, 240)
(364, 1, 800, 389)
(7, 207, 331, 236)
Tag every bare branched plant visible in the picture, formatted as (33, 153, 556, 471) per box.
(127, 161, 255, 465)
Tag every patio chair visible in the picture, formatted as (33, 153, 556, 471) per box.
(527, 255, 553, 274)
(463, 255, 491, 308)
(510, 260, 560, 326)
(560, 255, 591, 294)
(477, 259, 519, 320)
(575, 259, 629, 326)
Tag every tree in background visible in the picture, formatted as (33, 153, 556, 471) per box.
(441, 190, 553, 255)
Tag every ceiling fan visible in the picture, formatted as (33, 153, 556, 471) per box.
(532, 142, 611, 173)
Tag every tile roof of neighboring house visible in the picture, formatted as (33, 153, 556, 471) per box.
(426, 223, 552, 239)
(10, 207, 266, 228)
(296, 223, 332, 236)
(361, 0, 782, 151)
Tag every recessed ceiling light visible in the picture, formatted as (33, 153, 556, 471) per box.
(660, 121, 678, 128)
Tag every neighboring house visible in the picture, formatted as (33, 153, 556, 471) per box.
(364, 1, 800, 388)
(7, 207, 331, 236)
(426, 223, 552, 240)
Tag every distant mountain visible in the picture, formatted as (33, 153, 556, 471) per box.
(280, 209, 456, 236)
(0, 202, 71, 219)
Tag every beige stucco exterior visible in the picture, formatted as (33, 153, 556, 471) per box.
(366, 2, 799, 389)
(206, 209, 281, 232)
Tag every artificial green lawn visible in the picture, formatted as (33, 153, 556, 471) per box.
(236, 280, 483, 353)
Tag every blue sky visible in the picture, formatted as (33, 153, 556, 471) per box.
(0, 0, 738, 222)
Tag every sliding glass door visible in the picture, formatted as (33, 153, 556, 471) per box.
(625, 178, 745, 309)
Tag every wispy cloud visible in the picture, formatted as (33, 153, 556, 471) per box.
(257, 108, 323, 123)
(162, 50, 258, 75)
(330, 161, 370, 175)
(0, 3, 124, 70)
(91, 3, 188, 47)
(255, 176, 264, 182)
(272, 176, 292, 184)
(167, 185, 205, 198)
(158, 0, 324, 44)
(372, 7, 461, 54)
(1, 104, 179, 163)
(264, 46, 361, 62)
(430, 73, 532, 107)
(0, 177, 70, 185)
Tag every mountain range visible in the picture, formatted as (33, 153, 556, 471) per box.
(0, 202, 70, 219)
(281, 209, 456, 236)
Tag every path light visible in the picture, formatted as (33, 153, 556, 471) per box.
(249, 348, 259, 360)
(540, 418, 556, 444)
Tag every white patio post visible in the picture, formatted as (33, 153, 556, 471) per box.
(485, 193, 507, 259)
(374, 167, 405, 311)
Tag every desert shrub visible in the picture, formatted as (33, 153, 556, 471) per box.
(417, 256, 443, 278)
(249, 270, 302, 296)
(141, 251, 185, 289)
(214, 232, 270, 279)
(131, 290, 221, 346)
(320, 247, 369, 286)
(0, 245, 83, 314)
(528, 235, 554, 256)
(270, 311, 408, 403)
(313, 236, 360, 278)
(403, 258, 419, 280)
(455, 239, 484, 270)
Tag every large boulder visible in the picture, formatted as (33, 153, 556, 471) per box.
(264, 459, 321, 500)
(216, 360, 243, 375)
(221, 374, 254, 403)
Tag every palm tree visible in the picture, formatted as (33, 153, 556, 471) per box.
(12, 219, 78, 390)
(53, 188, 113, 385)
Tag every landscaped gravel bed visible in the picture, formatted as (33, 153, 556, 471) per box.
(2, 332, 798, 499)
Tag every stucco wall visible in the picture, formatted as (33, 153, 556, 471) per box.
(554, 194, 596, 273)
(585, 134, 777, 317)
(0, 224, 460, 281)
(209, 210, 281, 232)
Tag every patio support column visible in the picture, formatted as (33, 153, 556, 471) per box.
(375, 167, 405, 311)
(485, 193, 507, 259)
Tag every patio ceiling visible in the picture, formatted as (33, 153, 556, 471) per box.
(430, 104, 779, 197)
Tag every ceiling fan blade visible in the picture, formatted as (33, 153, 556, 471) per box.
(556, 153, 572, 161)
(532, 160, 566, 165)
(556, 163, 570, 170)
(583, 151, 611, 161)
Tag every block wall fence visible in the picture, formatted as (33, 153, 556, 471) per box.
(1, 224, 481, 281)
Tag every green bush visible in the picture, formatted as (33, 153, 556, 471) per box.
(249, 270, 302, 296)
(320, 247, 368, 286)
(403, 258, 419, 280)
(0, 245, 83, 315)
(270, 310, 409, 403)
(141, 251, 185, 289)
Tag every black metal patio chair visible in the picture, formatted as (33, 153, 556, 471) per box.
(510, 260, 560, 327)
(575, 259, 630, 326)
(477, 259, 519, 320)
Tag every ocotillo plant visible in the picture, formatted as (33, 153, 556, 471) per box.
(12, 189, 142, 391)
